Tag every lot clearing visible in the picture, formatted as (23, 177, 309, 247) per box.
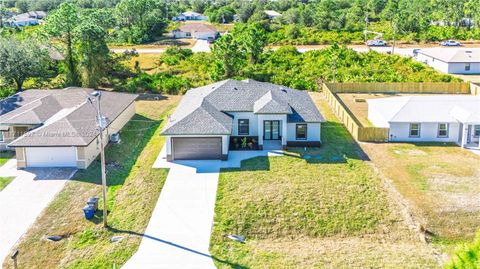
(2, 96, 181, 269)
(209, 92, 440, 268)
(360, 141, 480, 254)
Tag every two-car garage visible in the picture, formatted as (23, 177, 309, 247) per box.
(24, 147, 77, 167)
(171, 137, 222, 160)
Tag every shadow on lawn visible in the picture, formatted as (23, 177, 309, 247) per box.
(107, 227, 249, 269)
(71, 114, 162, 186)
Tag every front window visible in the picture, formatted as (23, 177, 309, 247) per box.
(186, 32, 192, 37)
(0, 131, 3, 142)
(238, 119, 249, 135)
(465, 63, 471, 71)
(296, 124, 307, 140)
(474, 125, 480, 137)
(409, 123, 420, 137)
(438, 123, 448, 138)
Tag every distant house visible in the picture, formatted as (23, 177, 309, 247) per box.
(6, 11, 47, 27)
(416, 48, 480, 74)
(264, 10, 282, 20)
(172, 23, 219, 40)
(173, 11, 208, 21)
(0, 88, 137, 169)
(367, 95, 480, 148)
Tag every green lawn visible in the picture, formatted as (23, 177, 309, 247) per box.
(2, 97, 181, 269)
(0, 151, 14, 167)
(0, 176, 14, 191)
(209, 93, 440, 268)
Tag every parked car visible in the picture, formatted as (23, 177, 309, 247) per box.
(207, 36, 215, 44)
(441, 40, 461, 46)
(366, 40, 387, 46)
(412, 49, 421, 57)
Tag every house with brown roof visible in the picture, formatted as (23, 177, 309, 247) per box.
(0, 88, 137, 169)
(172, 23, 219, 40)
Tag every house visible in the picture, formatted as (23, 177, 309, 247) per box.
(6, 11, 47, 27)
(264, 10, 282, 20)
(416, 48, 480, 74)
(0, 88, 137, 169)
(367, 95, 480, 148)
(160, 79, 325, 161)
(173, 11, 208, 21)
(172, 23, 219, 40)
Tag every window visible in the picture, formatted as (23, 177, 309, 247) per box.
(409, 123, 420, 137)
(186, 32, 191, 37)
(437, 123, 449, 138)
(465, 63, 471, 71)
(474, 125, 480, 138)
(0, 131, 3, 142)
(238, 119, 249, 135)
(296, 124, 307, 140)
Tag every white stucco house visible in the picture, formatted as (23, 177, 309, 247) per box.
(171, 23, 219, 40)
(416, 48, 480, 74)
(367, 95, 480, 148)
(172, 11, 208, 21)
(0, 88, 137, 169)
(160, 79, 325, 161)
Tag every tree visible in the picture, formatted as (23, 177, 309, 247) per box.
(44, 2, 81, 85)
(75, 21, 110, 88)
(234, 23, 267, 64)
(0, 37, 51, 91)
(115, 0, 168, 44)
(212, 34, 245, 78)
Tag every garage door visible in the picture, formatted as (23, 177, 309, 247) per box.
(26, 147, 77, 167)
(172, 137, 222, 160)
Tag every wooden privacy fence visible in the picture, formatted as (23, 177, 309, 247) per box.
(322, 82, 475, 143)
(325, 82, 471, 94)
(322, 84, 389, 142)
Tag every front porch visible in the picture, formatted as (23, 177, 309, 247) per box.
(459, 123, 480, 149)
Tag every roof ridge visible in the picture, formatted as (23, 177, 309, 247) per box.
(388, 96, 413, 122)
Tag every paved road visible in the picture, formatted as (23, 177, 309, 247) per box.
(123, 148, 282, 269)
(0, 159, 75, 262)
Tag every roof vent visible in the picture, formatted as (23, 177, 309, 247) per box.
(281, 88, 287, 93)
(233, 87, 238, 90)
(466, 51, 472, 53)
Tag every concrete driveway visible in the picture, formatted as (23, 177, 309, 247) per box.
(0, 159, 76, 262)
(123, 147, 282, 269)
(191, 40, 211, 53)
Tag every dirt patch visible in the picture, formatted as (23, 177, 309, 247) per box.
(394, 149, 428, 156)
(428, 173, 480, 212)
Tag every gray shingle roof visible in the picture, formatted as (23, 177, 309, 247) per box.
(1, 88, 138, 147)
(161, 79, 325, 136)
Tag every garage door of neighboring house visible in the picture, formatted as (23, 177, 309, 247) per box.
(172, 137, 222, 160)
(25, 147, 77, 167)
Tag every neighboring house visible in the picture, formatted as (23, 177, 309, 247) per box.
(367, 95, 480, 148)
(173, 11, 208, 21)
(172, 23, 219, 40)
(6, 11, 47, 27)
(0, 88, 137, 169)
(416, 48, 480, 74)
(264, 10, 282, 20)
(161, 79, 325, 161)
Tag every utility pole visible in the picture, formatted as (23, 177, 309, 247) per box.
(88, 91, 108, 228)
(392, 22, 397, 55)
(364, 14, 369, 43)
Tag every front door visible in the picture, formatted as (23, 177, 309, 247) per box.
(264, 120, 280, 140)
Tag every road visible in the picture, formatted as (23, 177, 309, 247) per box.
(111, 41, 475, 58)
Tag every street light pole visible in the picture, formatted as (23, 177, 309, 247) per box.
(90, 91, 108, 228)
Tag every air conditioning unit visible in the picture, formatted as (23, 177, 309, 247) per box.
(110, 133, 121, 144)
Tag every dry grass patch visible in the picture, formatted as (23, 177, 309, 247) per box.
(2, 96, 180, 269)
(360, 141, 480, 253)
(123, 54, 161, 74)
(209, 92, 440, 268)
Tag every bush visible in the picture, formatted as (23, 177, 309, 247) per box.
(446, 231, 480, 269)
(120, 72, 190, 94)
